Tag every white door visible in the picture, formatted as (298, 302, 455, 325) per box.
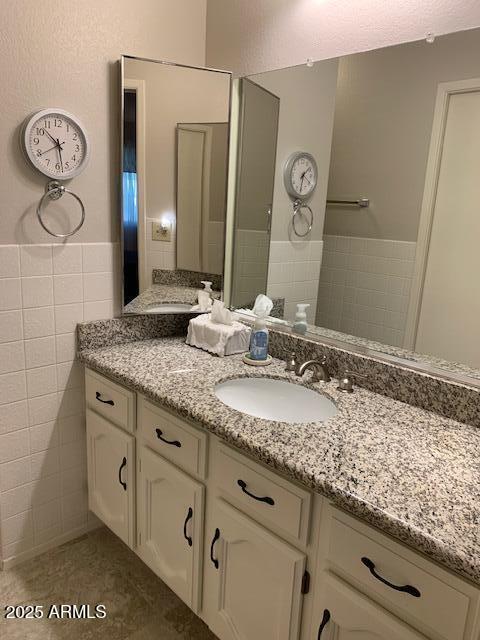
(86, 409, 135, 546)
(137, 446, 205, 612)
(312, 573, 426, 640)
(409, 83, 480, 367)
(203, 499, 306, 640)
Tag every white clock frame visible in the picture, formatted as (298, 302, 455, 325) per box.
(283, 151, 318, 201)
(22, 108, 90, 180)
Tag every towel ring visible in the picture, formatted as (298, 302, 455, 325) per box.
(292, 200, 313, 237)
(36, 181, 85, 238)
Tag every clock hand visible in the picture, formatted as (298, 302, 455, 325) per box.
(56, 138, 64, 173)
(39, 142, 65, 156)
(44, 129, 58, 145)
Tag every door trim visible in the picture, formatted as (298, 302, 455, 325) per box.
(404, 77, 480, 349)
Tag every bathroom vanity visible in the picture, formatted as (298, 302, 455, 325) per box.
(80, 336, 480, 640)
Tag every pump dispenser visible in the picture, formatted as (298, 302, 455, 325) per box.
(293, 303, 310, 335)
(197, 281, 213, 311)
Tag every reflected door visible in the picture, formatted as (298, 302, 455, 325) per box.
(231, 79, 279, 308)
(414, 87, 480, 367)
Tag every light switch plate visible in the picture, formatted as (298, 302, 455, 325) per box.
(152, 221, 171, 242)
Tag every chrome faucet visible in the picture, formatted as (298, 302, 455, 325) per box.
(295, 356, 331, 383)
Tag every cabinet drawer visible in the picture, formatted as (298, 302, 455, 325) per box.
(138, 398, 207, 478)
(85, 369, 135, 433)
(327, 509, 473, 640)
(214, 443, 311, 545)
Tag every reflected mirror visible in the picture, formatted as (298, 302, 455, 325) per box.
(121, 56, 231, 314)
(226, 28, 480, 381)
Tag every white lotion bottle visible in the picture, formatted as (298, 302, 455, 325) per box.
(292, 303, 310, 335)
(197, 281, 213, 311)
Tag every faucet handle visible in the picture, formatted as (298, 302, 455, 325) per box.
(337, 370, 367, 393)
(285, 352, 297, 372)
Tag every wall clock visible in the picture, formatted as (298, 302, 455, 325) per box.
(22, 108, 90, 180)
(283, 152, 318, 201)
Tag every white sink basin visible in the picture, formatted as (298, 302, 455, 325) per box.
(214, 377, 337, 424)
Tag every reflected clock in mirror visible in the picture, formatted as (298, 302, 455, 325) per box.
(120, 56, 231, 315)
(225, 27, 480, 384)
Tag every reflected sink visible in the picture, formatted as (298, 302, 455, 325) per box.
(144, 303, 195, 314)
(214, 377, 337, 424)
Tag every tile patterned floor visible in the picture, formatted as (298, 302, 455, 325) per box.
(0, 527, 217, 639)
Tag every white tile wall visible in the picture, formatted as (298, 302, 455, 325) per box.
(232, 229, 270, 308)
(146, 217, 176, 282)
(267, 240, 323, 323)
(316, 235, 416, 347)
(0, 243, 119, 565)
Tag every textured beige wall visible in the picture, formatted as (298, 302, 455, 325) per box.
(0, 0, 207, 245)
(206, 0, 480, 77)
(325, 28, 480, 241)
(252, 61, 338, 242)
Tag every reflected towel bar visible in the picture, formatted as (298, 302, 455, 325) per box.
(327, 198, 370, 208)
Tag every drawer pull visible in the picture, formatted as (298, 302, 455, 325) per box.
(317, 609, 330, 639)
(96, 391, 114, 406)
(118, 456, 127, 491)
(183, 507, 193, 547)
(361, 557, 421, 598)
(237, 479, 275, 506)
(210, 528, 220, 569)
(155, 428, 181, 448)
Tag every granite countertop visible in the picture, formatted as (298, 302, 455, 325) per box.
(78, 336, 480, 585)
(124, 284, 220, 314)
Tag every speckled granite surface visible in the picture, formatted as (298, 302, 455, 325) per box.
(79, 337, 480, 585)
(124, 284, 220, 315)
(152, 268, 223, 291)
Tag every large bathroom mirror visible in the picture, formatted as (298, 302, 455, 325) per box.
(121, 56, 231, 314)
(226, 28, 480, 383)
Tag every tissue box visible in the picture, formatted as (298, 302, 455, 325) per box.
(186, 314, 251, 357)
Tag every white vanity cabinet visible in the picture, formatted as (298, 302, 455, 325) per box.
(313, 573, 427, 640)
(84, 367, 480, 640)
(136, 445, 205, 612)
(86, 409, 135, 547)
(202, 498, 306, 640)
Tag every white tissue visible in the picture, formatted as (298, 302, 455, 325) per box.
(210, 300, 233, 326)
(252, 294, 273, 318)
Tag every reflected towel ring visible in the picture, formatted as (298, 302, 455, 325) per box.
(292, 199, 313, 237)
(36, 180, 85, 238)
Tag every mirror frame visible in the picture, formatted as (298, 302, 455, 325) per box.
(119, 55, 232, 314)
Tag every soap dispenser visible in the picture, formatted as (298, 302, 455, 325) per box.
(197, 281, 213, 311)
(293, 303, 310, 335)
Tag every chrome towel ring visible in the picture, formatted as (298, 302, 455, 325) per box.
(292, 199, 313, 237)
(36, 181, 85, 238)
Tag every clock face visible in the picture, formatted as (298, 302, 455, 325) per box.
(23, 109, 89, 180)
(284, 152, 318, 200)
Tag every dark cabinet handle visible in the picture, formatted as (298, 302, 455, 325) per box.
(183, 507, 193, 547)
(237, 479, 275, 506)
(118, 457, 127, 491)
(361, 557, 421, 597)
(96, 391, 114, 406)
(155, 428, 181, 448)
(317, 609, 330, 639)
(210, 528, 220, 569)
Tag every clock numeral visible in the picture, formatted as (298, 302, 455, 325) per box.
(45, 159, 50, 166)
(36, 150, 42, 157)
(75, 144, 80, 152)
(65, 162, 70, 169)
(44, 120, 51, 129)
(33, 137, 40, 145)
(54, 118, 62, 127)
(72, 132, 78, 141)
(72, 155, 76, 162)
(35, 128, 45, 136)
(55, 163, 60, 171)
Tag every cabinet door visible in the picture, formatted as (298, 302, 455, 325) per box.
(137, 446, 205, 612)
(86, 409, 135, 546)
(313, 573, 427, 640)
(203, 499, 306, 640)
